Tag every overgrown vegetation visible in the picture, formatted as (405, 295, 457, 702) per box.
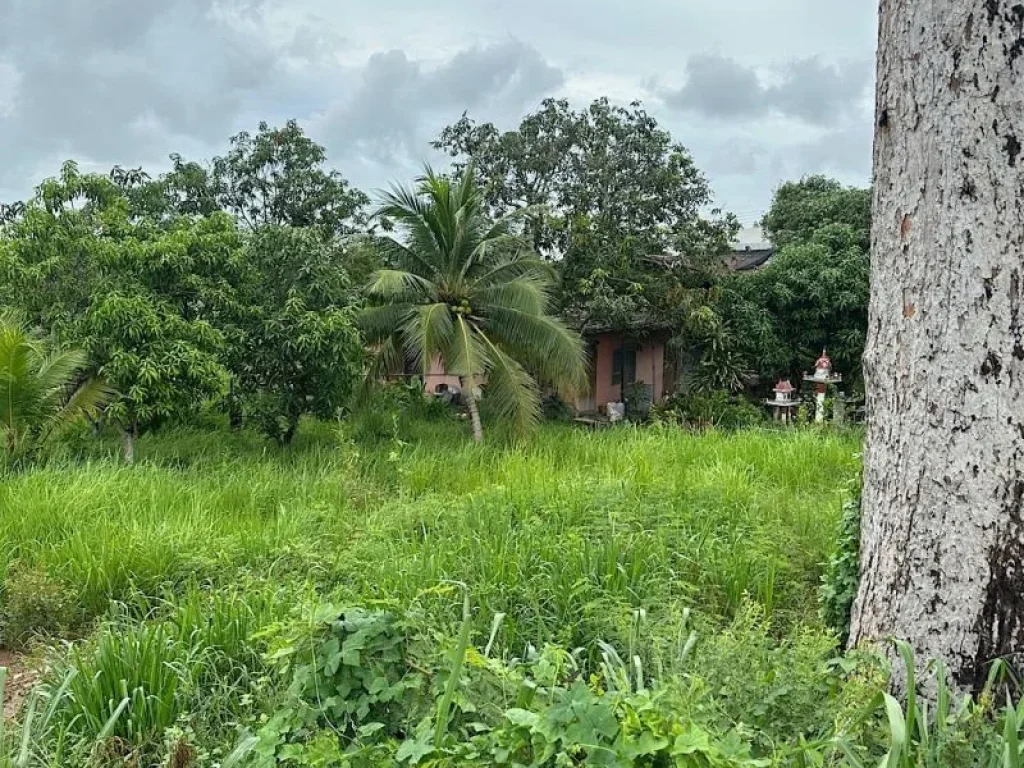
(0, 106, 971, 767)
(1, 421, 1021, 764)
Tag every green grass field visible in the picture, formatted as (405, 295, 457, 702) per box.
(1, 422, 858, 643)
(1, 420, 1016, 766)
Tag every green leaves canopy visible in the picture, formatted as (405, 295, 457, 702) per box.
(761, 175, 871, 250)
(361, 167, 586, 438)
(720, 224, 870, 383)
(0, 162, 241, 438)
(234, 226, 364, 444)
(433, 98, 738, 333)
(0, 311, 111, 463)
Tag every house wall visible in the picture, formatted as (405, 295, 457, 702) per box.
(420, 336, 667, 414)
(578, 332, 666, 413)
(423, 356, 462, 394)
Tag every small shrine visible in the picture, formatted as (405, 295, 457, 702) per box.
(803, 350, 842, 423)
(765, 379, 798, 423)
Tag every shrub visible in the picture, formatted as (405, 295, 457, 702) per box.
(253, 604, 425, 763)
(653, 390, 764, 430)
(819, 482, 862, 644)
(1, 562, 83, 649)
(540, 394, 575, 422)
(349, 381, 428, 445)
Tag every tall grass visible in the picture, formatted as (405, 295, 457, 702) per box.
(1, 423, 860, 651)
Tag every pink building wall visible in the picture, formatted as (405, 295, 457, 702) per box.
(584, 332, 666, 413)
(419, 334, 668, 414)
(423, 356, 462, 394)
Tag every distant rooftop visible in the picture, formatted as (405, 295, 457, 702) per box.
(726, 224, 774, 272)
(732, 225, 771, 251)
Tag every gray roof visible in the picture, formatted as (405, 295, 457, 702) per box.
(725, 247, 775, 272)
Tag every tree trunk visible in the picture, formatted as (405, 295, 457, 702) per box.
(462, 377, 483, 443)
(121, 426, 136, 465)
(850, 0, 1024, 693)
(280, 418, 298, 446)
(227, 379, 243, 432)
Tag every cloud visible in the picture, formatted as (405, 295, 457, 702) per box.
(663, 54, 765, 118)
(788, 121, 874, 178)
(311, 40, 564, 167)
(663, 53, 871, 126)
(0, 0, 874, 221)
(0, 0, 280, 194)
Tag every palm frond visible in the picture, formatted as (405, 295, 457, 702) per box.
(473, 252, 555, 288)
(376, 236, 443, 281)
(449, 315, 489, 380)
(476, 329, 541, 436)
(483, 306, 588, 399)
(0, 312, 109, 461)
(401, 303, 454, 376)
(40, 376, 114, 442)
(359, 303, 417, 344)
(34, 348, 91, 406)
(474, 277, 550, 316)
(365, 270, 438, 303)
(369, 165, 586, 439)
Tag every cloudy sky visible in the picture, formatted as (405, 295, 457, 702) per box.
(0, 0, 877, 226)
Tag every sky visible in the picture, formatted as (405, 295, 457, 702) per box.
(0, 0, 878, 227)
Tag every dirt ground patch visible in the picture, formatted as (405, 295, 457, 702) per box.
(1, 649, 42, 720)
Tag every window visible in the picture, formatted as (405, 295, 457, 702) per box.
(611, 346, 637, 387)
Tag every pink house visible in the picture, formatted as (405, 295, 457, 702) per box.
(416, 331, 670, 415)
(574, 331, 668, 414)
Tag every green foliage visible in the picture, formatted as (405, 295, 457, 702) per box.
(720, 224, 869, 383)
(361, 166, 587, 441)
(0, 163, 243, 448)
(5, 421, 1023, 766)
(253, 605, 424, 764)
(0, 425, 857, 656)
(715, 176, 871, 387)
(761, 175, 871, 250)
(211, 120, 369, 234)
(236, 226, 364, 444)
(833, 642, 1022, 768)
(37, 584, 283, 765)
(435, 98, 730, 256)
(1, 563, 82, 649)
(434, 99, 737, 335)
(652, 391, 764, 430)
(0, 312, 110, 466)
(85, 292, 227, 434)
(819, 485, 862, 645)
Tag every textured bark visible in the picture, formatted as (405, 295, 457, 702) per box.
(121, 427, 136, 465)
(850, 0, 1024, 692)
(463, 377, 484, 443)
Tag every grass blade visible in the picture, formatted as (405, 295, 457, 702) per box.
(881, 692, 907, 768)
(16, 693, 39, 768)
(483, 612, 505, 659)
(96, 696, 131, 740)
(434, 585, 472, 749)
(1004, 697, 1021, 768)
(222, 734, 259, 768)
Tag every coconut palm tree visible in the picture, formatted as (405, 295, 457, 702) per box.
(360, 168, 586, 442)
(0, 311, 112, 464)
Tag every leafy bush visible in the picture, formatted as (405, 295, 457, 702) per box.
(35, 584, 283, 764)
(820, 482, 862, 644)
(623, 381, 653, 421)
(246, 601, 792, 766)
(1, 562, 83, 649)
(540, 394, 575, 422)
(253, 604, 425, 764)
(653, 390, 764, 430)
(349, 381, 433, 445)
